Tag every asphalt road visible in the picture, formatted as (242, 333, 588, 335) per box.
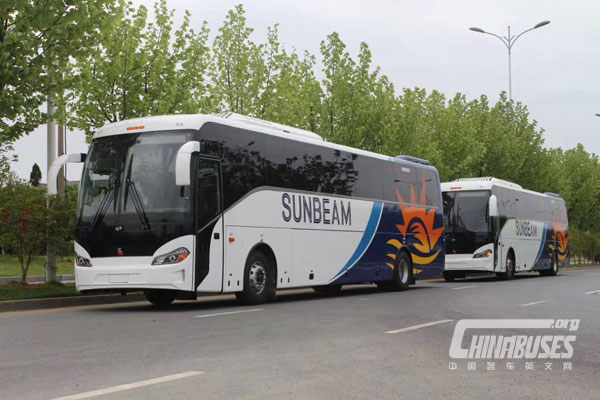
(1, 267, 599, 400)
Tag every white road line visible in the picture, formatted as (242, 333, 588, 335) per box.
(452, 286, 477, 290)
(585, 289, 600, 295)
(52, 371, 205, 400)
(386, 319, 454, 334)
(195, 308, 263, 318)
(519, 300, 551, 307)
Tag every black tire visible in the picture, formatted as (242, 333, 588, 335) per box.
(390, 251, 412, 291)
(144, 289, 176, 307)
(443, 271, 456, 282)
(540, 254, 559, 276)
(312, 285, 342, 294)
(498, 251, 515, 280)
(236, 250, 276, 305)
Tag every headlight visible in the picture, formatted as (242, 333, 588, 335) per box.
(473, 250, 492, 259)
(152, 247, 190, 265)
(76, 255, 92, 267)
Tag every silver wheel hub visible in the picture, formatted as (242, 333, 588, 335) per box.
(249, 262, 266, 294)
(399, 259, 409, 283)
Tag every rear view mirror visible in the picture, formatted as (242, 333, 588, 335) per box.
(488, 194, 498, 218)
(175, 141, 201, 186)
(48, 153, 86, 195)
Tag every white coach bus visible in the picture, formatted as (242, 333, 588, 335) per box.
(441, 177, 569, 281)
(49, 113, 445, 306)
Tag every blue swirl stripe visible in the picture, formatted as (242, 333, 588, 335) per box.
(329, 202, 384, 282)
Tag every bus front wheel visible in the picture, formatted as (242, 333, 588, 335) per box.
(236, 250, 276, 305)
(498, 251, 515, 280)
(144, 289, 176, 307)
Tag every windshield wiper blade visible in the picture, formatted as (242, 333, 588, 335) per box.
(89, 187, 115, 232)
(126, 179, 151, 230)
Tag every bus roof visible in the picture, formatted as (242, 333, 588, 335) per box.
(92, 113, 438, 173)
(441, 177, 563, 200)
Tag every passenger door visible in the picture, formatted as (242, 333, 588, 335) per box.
(194, 157, 223, 289)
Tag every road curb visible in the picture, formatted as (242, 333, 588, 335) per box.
(0, 275, 75, 284)
(0, 293, 146, 312)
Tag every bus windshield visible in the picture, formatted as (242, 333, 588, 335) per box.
(443, 190, 492, 254)
(76, 131, 193, 231)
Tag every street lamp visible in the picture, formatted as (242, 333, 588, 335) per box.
(469, 21, 550, 100)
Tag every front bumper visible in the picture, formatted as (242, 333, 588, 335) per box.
(75, 256, 192, 292)
(444, 253, 494, 272)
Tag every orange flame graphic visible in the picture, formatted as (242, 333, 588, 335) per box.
(386, 177, 444, 275)
(549, 211, 569, 261)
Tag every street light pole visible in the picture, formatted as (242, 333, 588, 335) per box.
(469, 21, 550, 100)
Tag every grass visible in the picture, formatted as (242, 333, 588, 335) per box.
(0, 281, 79, 301)
(567, 263, 600, 268)
(0, 254, 74, 277)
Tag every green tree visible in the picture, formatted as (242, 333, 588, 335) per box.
(210, 4, 263, 114)
(29, 162, 41, 187)
(320, 32, 355, 142)
(0, 182, 47, 283)
(254, 25, 323, 131)
(0, 0, 118, 142)
(47, 185, 78, 257)
(0, 142, 17, 186)
(68, 0, 212, 138)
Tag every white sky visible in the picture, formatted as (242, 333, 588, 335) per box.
(11, 0, 600, 182)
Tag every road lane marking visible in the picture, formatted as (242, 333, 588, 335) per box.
(195, 308, 263, 318)
(519, 300, 551, 307)
(585, 290, 600, 295)
(52, 371, 205, 400)
(386, 319, 454, 334)
(452, 286, 477, 290)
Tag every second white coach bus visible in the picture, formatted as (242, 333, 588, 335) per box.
(49, 113, 445, 306)
(441, 177, 569, 281)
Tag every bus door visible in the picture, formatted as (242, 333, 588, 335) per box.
(194, 157, 224, 290)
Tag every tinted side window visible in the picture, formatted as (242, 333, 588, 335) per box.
(354, 155, 383, 200)
(419, 169, 439, 208)
(389, 163, 412, 203)
(200, 123, 266, 208)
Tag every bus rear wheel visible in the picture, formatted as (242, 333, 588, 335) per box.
(540, 255, 559, 276)
(144, 289, 176, 307)
(236, 250, 276, 305)
(391, 251, 412, 291)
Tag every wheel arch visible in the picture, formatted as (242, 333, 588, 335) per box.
(248, 242, 278, 280)
(507, 247, 516, 269)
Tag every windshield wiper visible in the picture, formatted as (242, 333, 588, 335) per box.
(122, 154, 151, 230)
(125, 179, 151, 230)
(89, 187, 115, 232)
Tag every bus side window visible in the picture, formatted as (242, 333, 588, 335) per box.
(196, 159, 221, 229)
(392, 163, 412, 203)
